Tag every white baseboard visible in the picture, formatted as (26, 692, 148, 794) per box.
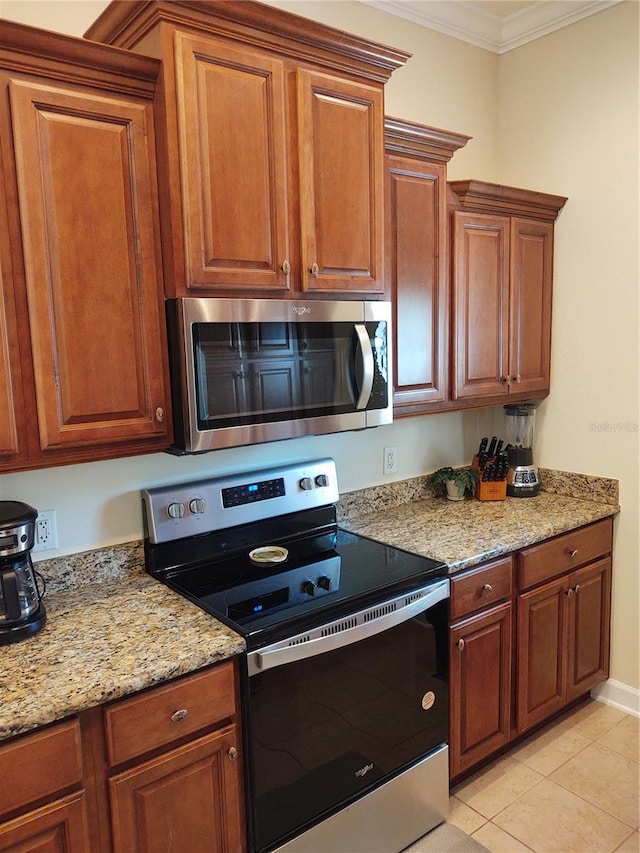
(591, 679, 640, 717)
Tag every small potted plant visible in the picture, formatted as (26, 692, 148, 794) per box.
(426, 466, 479, 501)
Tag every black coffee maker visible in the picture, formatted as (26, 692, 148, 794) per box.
(0, 501, 46, 644)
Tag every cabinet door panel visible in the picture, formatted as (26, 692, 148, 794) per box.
(109, 726, 243, 853)
(0, 264, 19, 460)
(0, 793, 90, 853)
(9, 79, 169, 451)
(450, 603, 512, 777)
(452, 212, 510, 398)
(387, 157, 447, 407)
(509, 219, 552, 395)
(175, 34, 289, 291)
(567, 558, 611, 702)
(517, 579, 567, 733)
(298, 70, 383, 293)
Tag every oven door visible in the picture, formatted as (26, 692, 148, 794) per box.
(245, 578, 449, 853)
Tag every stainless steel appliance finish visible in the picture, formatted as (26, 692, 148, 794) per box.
(274, 746, 448, 853)
(143, 459, 449, 853)
(165, 297, 392, 453)
(0, 501, 46, 644)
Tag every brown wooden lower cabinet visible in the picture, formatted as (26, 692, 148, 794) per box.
(109, 725, 244, 853)
(449, 602, 512, 778)
(449, 517, 613, 782)
(0, 792, 90, 853)
(0, 660, 246, 853)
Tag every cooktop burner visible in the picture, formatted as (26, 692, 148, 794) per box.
(142, 459, 446, 649)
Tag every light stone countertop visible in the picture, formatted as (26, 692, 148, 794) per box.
(340, 491, 618, 572)
(0, 560, 244, 741)
(0, 468, 619, 743)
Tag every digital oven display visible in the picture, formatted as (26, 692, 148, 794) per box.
(221, 477, 285, 508)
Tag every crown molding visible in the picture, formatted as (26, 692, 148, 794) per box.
(360, 0, 622, 53)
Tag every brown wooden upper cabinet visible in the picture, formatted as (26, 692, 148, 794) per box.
(449, 181, 567, 403)
(384, 118, 470, 416)
(0, 21, 172, 474)
(86, 0, 410, 299)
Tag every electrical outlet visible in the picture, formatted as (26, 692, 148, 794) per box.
(383, 446, 397, 475)
(32, 509, 58, 553)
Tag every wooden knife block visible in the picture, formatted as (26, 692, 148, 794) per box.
(476, 480, 507, 501)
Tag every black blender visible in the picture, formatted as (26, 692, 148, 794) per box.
(504, 403, 540, 497)
(0, 501, 46, 644)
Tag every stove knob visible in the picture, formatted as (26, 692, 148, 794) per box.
(315, 474, 329, 488)
(317, 575, 332, 591)
(189, 498, 206, 515)
(299, 477, 314, 491)
(167, 502, 185, 519)
(300, 580, 316, 596)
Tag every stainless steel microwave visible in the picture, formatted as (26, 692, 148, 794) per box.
(166, 298, 392, 453)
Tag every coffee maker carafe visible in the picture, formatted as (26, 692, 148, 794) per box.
(0, 501, 46, 644)
(504, 403, 540, 497)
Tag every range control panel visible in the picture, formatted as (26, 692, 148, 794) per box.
(142, 458, 339, 545)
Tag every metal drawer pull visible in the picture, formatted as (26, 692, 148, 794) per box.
(311, 263, 319, 277)
(482, 583, 493, 593)
(228, 747, 238, 761)
(565, 588, 574, 598)
(569, 549, 579, 558)
(170, 708, 189, 722)
(575, 584, 581, 594)
(282, 259, 291, 274)
(457, 638, 465, 651)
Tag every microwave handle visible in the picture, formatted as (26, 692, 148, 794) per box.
(354, 324, 374, 409)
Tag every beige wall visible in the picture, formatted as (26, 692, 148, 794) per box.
(0, 1, 637, 699)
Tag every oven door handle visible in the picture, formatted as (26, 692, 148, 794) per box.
(247, 578, 449, 676)
(354, 323, 374, 410)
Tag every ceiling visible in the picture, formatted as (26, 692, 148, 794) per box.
(360, 0, 622, 53)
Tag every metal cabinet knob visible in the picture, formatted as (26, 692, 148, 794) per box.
(155, 407, 165, 422)
(569, 549, 579, 558)
(574, 584, 581, 594)
(311, 263, 319, 277)
(282, 259, 291, 275)
(482, 583, 493, 593)
(457, 638, 465, 651)
(228, 746, 238, 761)
(170, 708, 188, 722)
(565, 588, 574, 598)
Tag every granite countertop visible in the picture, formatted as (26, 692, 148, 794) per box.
(340, 491, 618, 573)
(0, 545, 245, 742)
(0, 468, 619, 743)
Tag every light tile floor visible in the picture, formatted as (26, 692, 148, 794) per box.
(449, 700, 639, 852)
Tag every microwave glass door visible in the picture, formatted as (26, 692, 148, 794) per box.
(192, 320, 388, 430)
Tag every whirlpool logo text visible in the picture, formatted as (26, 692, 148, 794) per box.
(354, 763, 374, 778)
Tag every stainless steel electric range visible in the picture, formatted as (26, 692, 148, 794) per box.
(142, 458, 450, 853)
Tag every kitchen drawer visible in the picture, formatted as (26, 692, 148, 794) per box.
(0, 718, 83, 818)
(518, 517, 613, 591)
(450, 556, 513, 620)
(104, 661, 236, 767)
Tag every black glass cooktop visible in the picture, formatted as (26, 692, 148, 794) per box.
(146, 508, 446, 650)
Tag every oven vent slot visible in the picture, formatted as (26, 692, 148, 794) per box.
(321, 618, 357, 637)
(405, 591, 425, 605)
(364, 601, 397, 622)
(288, 635, 311, 646)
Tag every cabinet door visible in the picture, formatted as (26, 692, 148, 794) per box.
(567, 557, 612, 703)
(451, 212, 510, 398)
(387, 156, 448, 411)
(450, 603, 512, 778)
(517, 577, 568, 733)
(0, 258, 20, 463)
(298, 69, 384, 294)
(109, 725, 244, 853)
(509, 218, 553, 396)
(0, 793, 90, 853)
(175, 33, 290, 292)
(9, 79, 170, 453)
